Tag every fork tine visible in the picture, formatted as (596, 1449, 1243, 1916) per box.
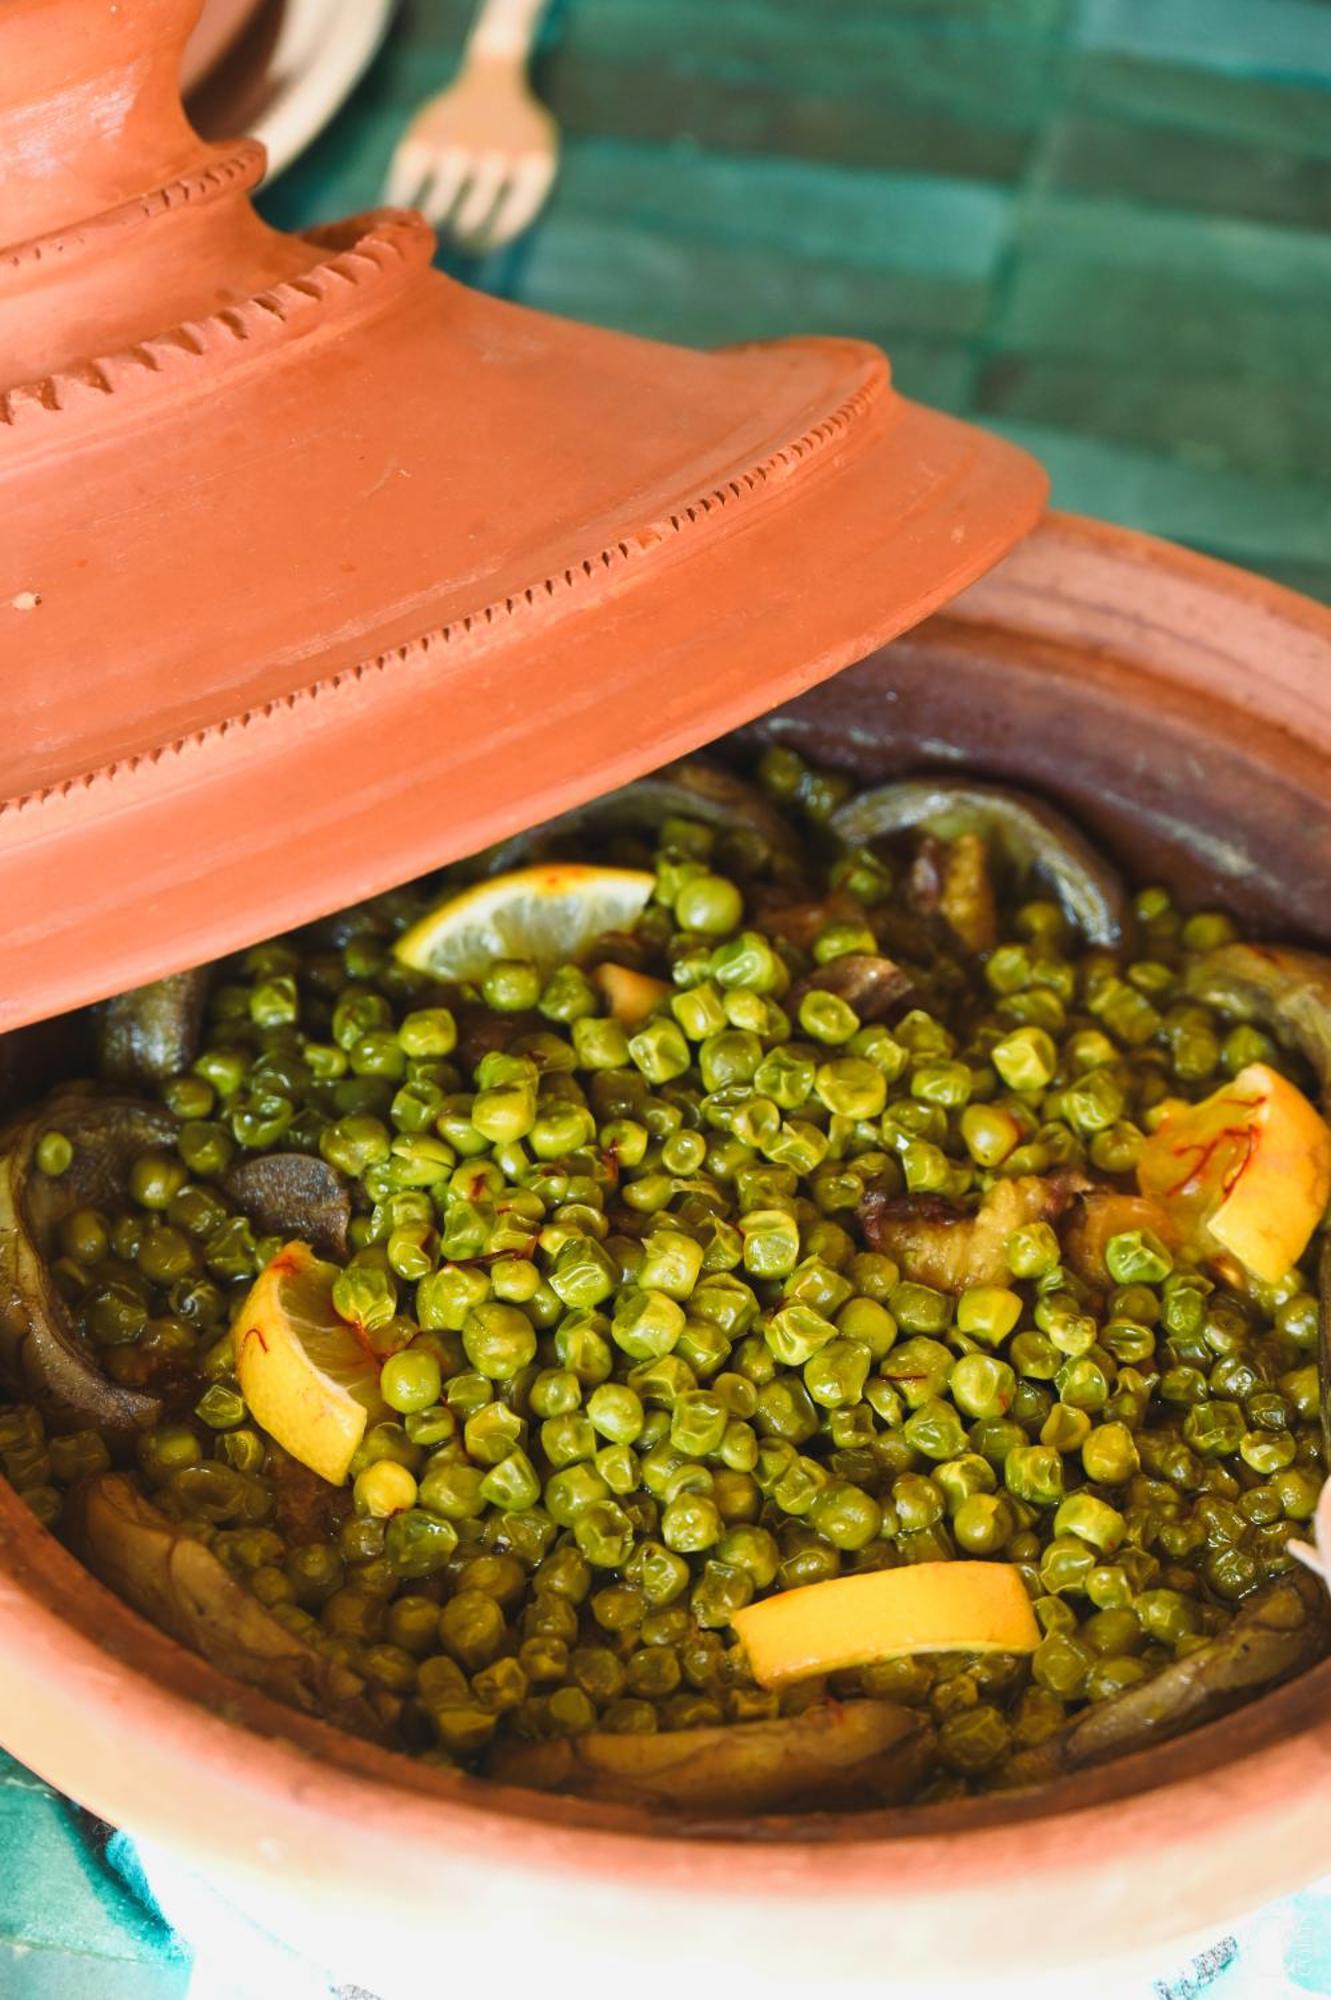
(477, 151, 557, 252)
(417, 148, 474, 229)
(450, 153, 509, 246)
(384, 137, 435, 212)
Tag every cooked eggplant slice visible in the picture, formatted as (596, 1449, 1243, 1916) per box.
(0, 1095, 174, 1435)
(65, 1473, 390, 1742)
(832, 780, 1128, 949)
(1005, 1573, 1327, 1785)
(224, 1155, 351, 1260)
(487, 1699, 933, 1813)
(484, 758, 803, 878)
(97, 971, 209, 1085)
(1186, 943, 1331, 1105)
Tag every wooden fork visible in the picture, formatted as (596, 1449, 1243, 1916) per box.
(384, 0, 558, 253)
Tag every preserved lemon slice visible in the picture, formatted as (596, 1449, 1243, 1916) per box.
(395, 864, 655, 983)
(731, 1562, 1039, 1689)
(1137, 1062, 1331, 1284)
(233, 1242, 384, 1485)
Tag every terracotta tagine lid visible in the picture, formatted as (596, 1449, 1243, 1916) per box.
(0, 0, 1047, 1032)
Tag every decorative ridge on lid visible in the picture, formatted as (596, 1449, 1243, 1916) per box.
(1, 138, 267, 278)
(0, 209, 435, 434)
(1, 339, 890, 821)
(0, 1, 344, 385)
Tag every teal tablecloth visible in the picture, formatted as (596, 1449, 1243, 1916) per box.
(6, 0, 1331, 1989)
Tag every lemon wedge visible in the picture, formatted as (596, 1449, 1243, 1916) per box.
(233, 1242, 385, 1485)
(1137, 1061, 1331, 1284)
(395, 864, 655, 983)
(731, 1562, 1039, 1689)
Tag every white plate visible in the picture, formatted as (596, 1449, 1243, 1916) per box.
(189, 0, 398, 183)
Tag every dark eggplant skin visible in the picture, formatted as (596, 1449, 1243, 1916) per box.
(1004, 1573, 1328, 1785)
(832, 779, 1130, 949)
(0, 1093, 174, 1436)
(97, 970, 209, 1086)
(224, 1154, 351, 1260)
(484, 758, 803, 878)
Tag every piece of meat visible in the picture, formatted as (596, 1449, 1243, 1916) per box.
(862, 1172, 1090, 1293)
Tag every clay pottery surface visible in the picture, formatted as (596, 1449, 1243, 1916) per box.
(2, 516, 1330, 1985)
(0, 0, 1042, 1030)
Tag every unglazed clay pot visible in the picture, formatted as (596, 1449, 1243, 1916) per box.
(4, 1, 1331, 1988)
(3, 518, 1331, 1993)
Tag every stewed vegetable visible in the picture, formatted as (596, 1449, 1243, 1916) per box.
(0, 751, 1327, 1812)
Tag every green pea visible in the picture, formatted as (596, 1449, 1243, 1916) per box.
(666, 1390, 725, 1457)
(1275, 1467, 1321, 1520)
(753, 1378, 819, 1446)
(950, 1354, 1017, 1421)
(889, 1285, 952, 1337)
(320, 1116, 391, 1176)
(765, 1304, 836, 1367)
(881, 1335, 953, 1406)
(955, 1286, 1023, 1346)
(1006, 1222, 1061, 1280)
(577, 1381, 641, 1446)
(797, 990, 859, 1046)
(670, 872, 740, 936)
(1053, 1492, 1126, 1553)
(903, 1397, 968, 1461)
(803, 1337, 872, 1410)
(809, 1483, 882, 1550)
(129, 1152, 188, 1211)
(991, 1027, 1057, 1092)
(462, 1302, 537, 1381)
(1105, 1229, 1174, 1286)
(1182, 1400, 1245, 1458)
(740, 1208, 801, 1280)
(889, 1472, 944, 1533)
(479, 1449, 541, 1511)
(612, 1288, 685, 1362)
(1004, 1444, 1064, 1506)
(194, 1383, 246, 1430)
(627, 1018, 692, 1085)
(953, 1492, 1014, 1555)
(706, 931, 783, 996)
(537, 966, 598, 1023)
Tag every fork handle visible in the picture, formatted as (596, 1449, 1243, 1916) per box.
(467, 0, 548, 65)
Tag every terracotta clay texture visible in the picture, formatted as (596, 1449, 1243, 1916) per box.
(0, 0, 1043, 1032)
(3, 517, 1331, 1987)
